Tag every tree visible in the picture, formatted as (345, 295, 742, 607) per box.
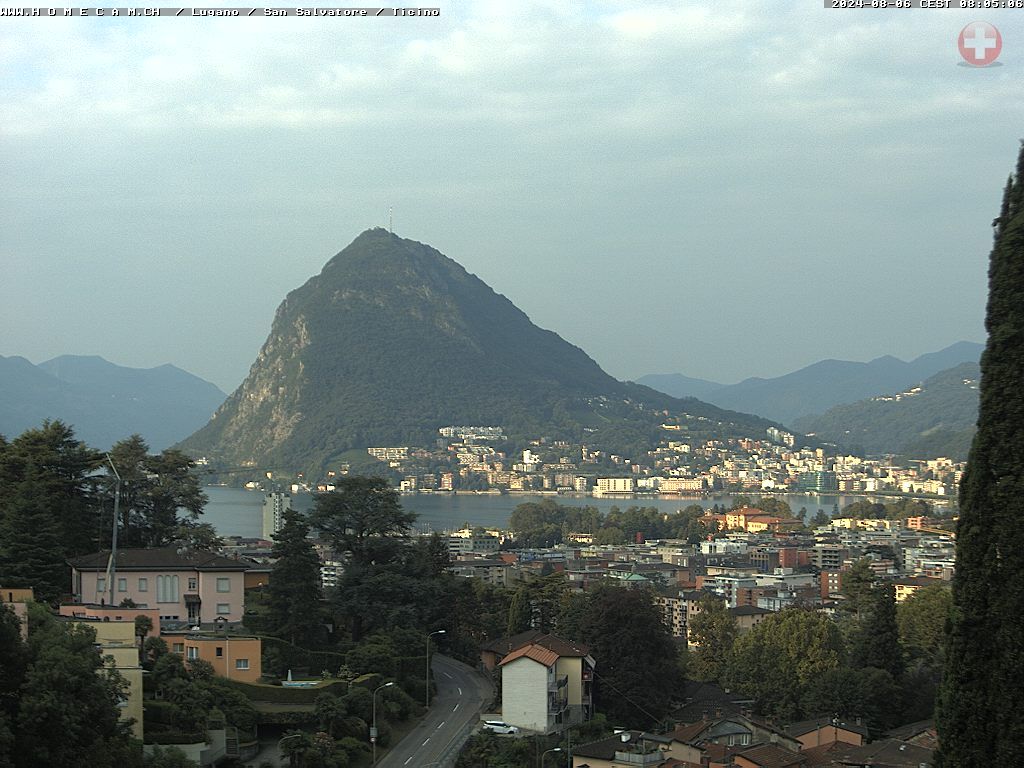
(15, 604, 137, 768)
(897, 584, 952, 668)
(0, 421, 103, 601)
(937, 143, 1024, 767)
(686, 594, 737, 682)
(578, 584, 682, 726)
(847, 582, 903, 683)
(724, 608, 843, 722)
(0, 604, 28, 768)
(265, 509, 324, 646)
(506, 586, 532, 635)
(144, 747, 199, 768)
(309, 477, 415, 566)
(105, 435, 208, 549)
(802, 666, 901, 735)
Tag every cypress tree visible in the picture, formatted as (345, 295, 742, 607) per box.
(264, 509, 324, 647)
(937, 143, 1024, 766)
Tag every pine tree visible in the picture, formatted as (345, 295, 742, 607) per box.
(936, 143, 1024, 766)
(264, 509, 324, 647)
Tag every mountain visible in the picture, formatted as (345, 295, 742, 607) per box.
(179, 229, 779, 475)
(792, 361, 980, 459)
(0, 354, 226, 450)
(638, 342, 983, 426)
(633, 373, 724, 400)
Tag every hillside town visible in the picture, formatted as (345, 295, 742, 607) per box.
(257, 425, 963, 500)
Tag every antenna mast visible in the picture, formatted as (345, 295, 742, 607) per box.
(389, 206, 393, 233)
(105, 454, 122, 608)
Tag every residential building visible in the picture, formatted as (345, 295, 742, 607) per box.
(164, 631, 262, 682)
(261, 491, 291, 539)
(69, 617, 144, 740)
(68, 548, 249, 626)
(571, 731, 683, 767)
(492, 632, 594, 733)
(594, 477, 635, 495)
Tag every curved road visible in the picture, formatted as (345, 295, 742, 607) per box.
(377, 654, 493, 768)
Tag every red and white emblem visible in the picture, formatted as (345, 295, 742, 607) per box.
(958, 22, 1001, 67)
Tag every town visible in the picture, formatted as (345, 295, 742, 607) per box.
(246, 424, 963, 500)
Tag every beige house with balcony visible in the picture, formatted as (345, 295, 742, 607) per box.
(497, 633, 594, 734)
(68, 548, 249, 626)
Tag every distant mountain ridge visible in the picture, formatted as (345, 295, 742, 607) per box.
(179, 229, 781, 476)
(0, 354, 226, 450)
(793, 361, 980, 459)
(637, 341, 983, 425)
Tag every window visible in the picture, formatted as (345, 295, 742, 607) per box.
(157, 575, 179, 603)
(186, 647, 198, 660)
(215, 647, 223, 657)
(97, 578, 106, 594)
(172, 643, 184, 653)
(138, 578, 148, 592)
(216, 577, 230, 593)
(188, 577, 198, 591)
(216, 604, 230, 615)
(117, 578, 127, 592)
(235, 659, 249, 670)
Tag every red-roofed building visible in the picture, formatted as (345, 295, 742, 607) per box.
(495, 632, 595, 734)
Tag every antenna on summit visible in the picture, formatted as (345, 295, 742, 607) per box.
(388, 206, 393, 233)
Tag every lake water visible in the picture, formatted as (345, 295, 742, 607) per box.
(202, 487, 940, 539)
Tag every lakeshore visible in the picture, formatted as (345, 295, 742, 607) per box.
(202, 486, 955, 539)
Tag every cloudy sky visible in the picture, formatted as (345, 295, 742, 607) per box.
(1, 1, 1021, 393)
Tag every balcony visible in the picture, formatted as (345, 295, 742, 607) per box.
(612, 750, 664, 765)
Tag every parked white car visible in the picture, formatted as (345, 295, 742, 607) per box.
(482, 721, 520, 735)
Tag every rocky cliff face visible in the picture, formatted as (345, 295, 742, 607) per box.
(180, 229, 775, 474)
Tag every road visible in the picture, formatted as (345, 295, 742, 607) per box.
(377, 654, 493, 768)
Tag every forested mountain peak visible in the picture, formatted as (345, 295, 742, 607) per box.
(180, 230, 777, 475)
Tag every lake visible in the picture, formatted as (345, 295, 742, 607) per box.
(201, 486, 947, 538)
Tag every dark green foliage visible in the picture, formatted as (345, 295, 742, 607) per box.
(265, 509, 324, 646)
(143, 746, 199, 768)
(508, 499, 712, 549)
(455, 731, 534, 768)
(506, 586, 532, 635)
(938, 144, 1024, 767)
(105, 435, 208, 549)
(310, 478, 415, 566)
(687, 594, 737, 682)
(573, 584, 682, 726)
(724, 608, 843, 723)
(13, 603, 138, 768)
(898, 584, 952, 667)
(0, 421, 104, 601)
(847, 583, 904, 683)
(802, 666, 901, 735)
(180, 229, 778, 476)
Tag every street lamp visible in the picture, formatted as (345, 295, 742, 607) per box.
(372, 681, 394, 766)
(425, 629, 446, 708)
(541, 747, 563, 766)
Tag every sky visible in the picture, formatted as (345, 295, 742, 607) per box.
(2, 2, 1022, 394)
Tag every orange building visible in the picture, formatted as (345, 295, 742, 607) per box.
(164, 632, 262, 682)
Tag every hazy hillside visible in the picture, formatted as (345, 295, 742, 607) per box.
(634, 373, 724, 400)
(793, 361, 980, 459)
(639, 341, 983, 425)
(0, 354, 226, 450)
(180, 229, 780, 476)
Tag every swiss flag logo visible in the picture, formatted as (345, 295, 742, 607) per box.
(958, 22, 1002, 67)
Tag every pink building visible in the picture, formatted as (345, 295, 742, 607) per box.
(68, 548, 249, 626)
